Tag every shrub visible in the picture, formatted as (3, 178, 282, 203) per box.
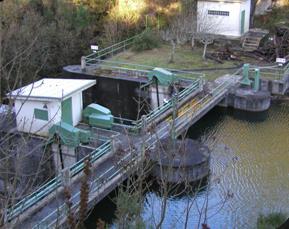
(133, 30, 161, 52)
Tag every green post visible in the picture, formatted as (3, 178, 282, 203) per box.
(241, 63, 252, 86)
(254, 68, 260, 92)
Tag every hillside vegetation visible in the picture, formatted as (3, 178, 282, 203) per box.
(0, 0, 195, 100)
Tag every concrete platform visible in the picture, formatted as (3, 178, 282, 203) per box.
(150, 138, 210, 183)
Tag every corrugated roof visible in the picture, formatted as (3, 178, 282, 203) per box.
(8, 78, 96, 101)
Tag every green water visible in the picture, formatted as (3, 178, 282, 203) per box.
(87, 101, 289, 228)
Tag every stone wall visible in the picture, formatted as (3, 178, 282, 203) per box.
(255, 0, 289, 15)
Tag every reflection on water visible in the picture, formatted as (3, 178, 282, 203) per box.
(229, 107, 269, 123)
(147, 177, 209, 199)
(86, 102, 289, 228)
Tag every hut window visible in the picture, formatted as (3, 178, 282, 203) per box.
(208, 10, 230, 16)
(34, 108, 49, 121)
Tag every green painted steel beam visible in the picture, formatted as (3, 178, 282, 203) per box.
(83, 103, 113, 129)
(147, 68, 176, 86)
(48, 121, 92, 147)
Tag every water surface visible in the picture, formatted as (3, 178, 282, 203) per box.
(87, 102, 289, 228)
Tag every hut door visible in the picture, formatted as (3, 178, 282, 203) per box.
(61, 97, 73, 125)
(241, 10, 245, 34)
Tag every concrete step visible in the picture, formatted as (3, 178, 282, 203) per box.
(243, 47, 258, 52)
(242, 37, 261, 51)
(243, 43, 259, 47)
(244, 37, 262, 41)
(243, 40, 260, 44)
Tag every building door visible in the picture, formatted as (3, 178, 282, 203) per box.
(61, 97, 73, 125)
(241, 10, 245, 34)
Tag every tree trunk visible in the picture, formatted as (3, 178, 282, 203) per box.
(191, 36, 195, 50)
(202, 42, 208, 60)
(169, 40, 176, 63)
(250, 0, 258, 27)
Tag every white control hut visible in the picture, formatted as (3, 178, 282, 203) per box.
(197, 0, 251, 38)
(8, 78, 96, 136)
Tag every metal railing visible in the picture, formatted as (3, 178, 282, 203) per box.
(144, 79, 201, 125)
(85, 58, 203, 79)
(7, 138, 112, 222)
(249, 62, 289, 81)
(31, 77, 237, 229)
(85, 34, 142, 63)
(33, 146, 139, 229)
(112, 79, 202, 133)
(172, 79, 236, 135)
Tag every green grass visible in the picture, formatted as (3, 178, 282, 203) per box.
(257, 212, 287, 229)
(109, 43, 257, 80)
(112, 44, 234, 69)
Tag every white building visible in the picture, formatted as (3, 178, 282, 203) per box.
(8, 78, 96, 137)
(197, 0, 251, 38)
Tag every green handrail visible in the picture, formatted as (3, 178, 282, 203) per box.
(31, 79, 235, 229)
(33, 150, 138, 229)
(7, 139, 112, 222)
(249, 62, 289, 80)
(112, 79, 201, 133)
(85, 34, 142, 62)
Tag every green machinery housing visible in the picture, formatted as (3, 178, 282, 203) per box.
(147, 68, 176, 86)
(48, 103, 113, 147)
(49, 121, 91, 147)
(82, 103, 113, 129)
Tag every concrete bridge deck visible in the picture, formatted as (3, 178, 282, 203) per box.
(6, 73, 238, 228)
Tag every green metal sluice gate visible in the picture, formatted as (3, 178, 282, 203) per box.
(112, 78, 202, 133)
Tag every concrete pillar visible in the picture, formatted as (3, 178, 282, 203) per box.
(272, 81, 284, 95)
(218, 97, 229, 108)
(141, 115, 147, 134)
(149, 85, 171, 110)
(260, 79, 269, 91)
(61, 168, 71, 187)
(52, 143, 77, 174)
(199, 75, 205, 91)
(81, 56, 86, 72)
(110, 135, 116, 153)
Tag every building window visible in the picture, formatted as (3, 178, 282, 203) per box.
(34, 108, 49, 121)
(208, 10, 230, 16)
